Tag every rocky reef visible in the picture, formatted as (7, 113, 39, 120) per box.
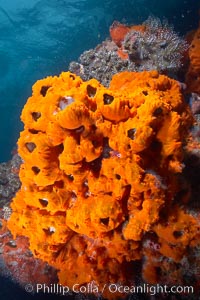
(69, 16, 188, 87)
(0, 153, 21, 209)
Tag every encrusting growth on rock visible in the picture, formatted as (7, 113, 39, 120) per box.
(186, 23, 200, 94)
(69, 16, 188, 87)
(7, 70, 200, 298)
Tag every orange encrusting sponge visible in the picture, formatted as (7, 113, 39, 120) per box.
(186, 24, 200, 94)
(8, 71, 199, 298)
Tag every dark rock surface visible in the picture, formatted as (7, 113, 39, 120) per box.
(0, 154, 21, 208)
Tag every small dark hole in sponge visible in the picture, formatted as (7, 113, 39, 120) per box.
(40, 85, 51, 97)
(25, 142, 36, 153)
(153, 107, 163, 117)
(32, 112, 41, 121)
(32, 166, 40, 175)
(100, 217, 109, 226)
(39, 198, 48, 207)
(87, 85, 97, 97)
(127, 128, 136, 140)
(70, 74, 75, 80)
(103, 94, 114, 105)
(29, 129, 39, 134)
(67, 174, 74, 181)
(43, 227, 55, 235)
(173, 231, 184, 239)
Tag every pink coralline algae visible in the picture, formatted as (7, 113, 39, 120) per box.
(0, 212, 58, 289)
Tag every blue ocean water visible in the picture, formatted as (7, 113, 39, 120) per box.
(0, 0, 199, 162)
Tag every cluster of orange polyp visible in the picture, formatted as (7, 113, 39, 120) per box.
(8, 70, 199, 298)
